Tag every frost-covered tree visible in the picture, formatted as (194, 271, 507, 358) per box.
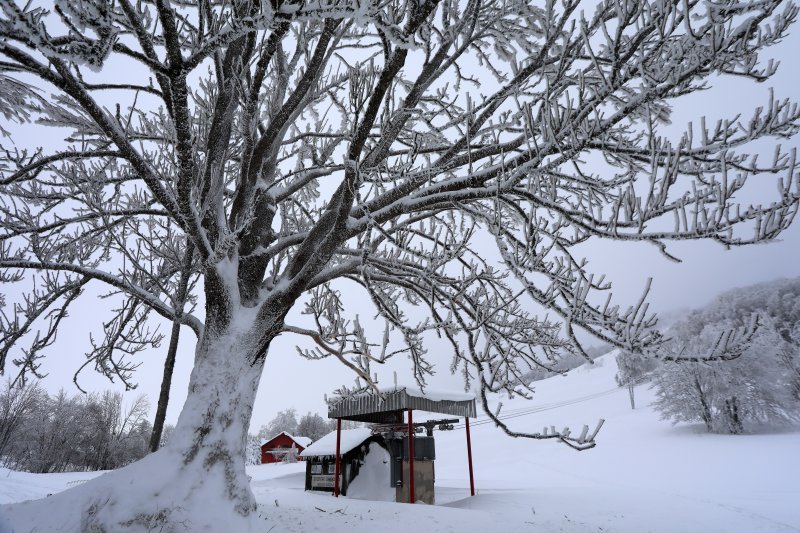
(258, 407, 299, 441)
(17, 389, 86, 473)
(697, 277, 800, 400)
(0, 0, 798, 530)
(82, 391, 150, 471)
(158, 423, 175, 449)
(653, 303, 800, 433)
(0, 384, 152, 473)
(0, 379, 43, 461)
(615, 349, 657, 409)
(296, 411, 330, 442)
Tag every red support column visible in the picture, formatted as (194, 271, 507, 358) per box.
(407, 409, 415, 504)
(334, 417, 342, 497)
(465, 416, 475, 496)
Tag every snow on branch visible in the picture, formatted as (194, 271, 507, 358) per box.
(661, 314, 761, 363)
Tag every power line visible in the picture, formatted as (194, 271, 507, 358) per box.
(452, 376, 649, 429)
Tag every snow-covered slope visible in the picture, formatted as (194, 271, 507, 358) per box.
(2, 352, 798, 532)
(0, 469, 105, 506)
(431, 353, 800, 531)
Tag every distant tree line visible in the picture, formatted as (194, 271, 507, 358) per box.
(0, 386, 354, 472)
(616, 278, 800, 434)
(0, 384, 151, 473)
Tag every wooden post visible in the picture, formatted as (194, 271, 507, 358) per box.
(465, 416, 475, 496)
(408, 408, 415, 503)
(334, 417, 341, 497)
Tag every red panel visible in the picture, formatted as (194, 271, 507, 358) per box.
(334, 418, 342, 497)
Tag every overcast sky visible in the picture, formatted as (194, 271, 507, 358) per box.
(4, 9, 799, 437)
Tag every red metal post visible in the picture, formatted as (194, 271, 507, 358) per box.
(334, 417, 341, 497)
(465, 416, 475, 496)
(407, 409, 415, 503)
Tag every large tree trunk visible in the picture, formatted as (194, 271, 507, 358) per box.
(164, 325, 267, 517)
(0, 317, 273, 532)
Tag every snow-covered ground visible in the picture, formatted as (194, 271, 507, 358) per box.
(0, 469, 105, 508)
(2, 353, 798, 532)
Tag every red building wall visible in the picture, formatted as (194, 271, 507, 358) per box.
(260, 433, 307, 464)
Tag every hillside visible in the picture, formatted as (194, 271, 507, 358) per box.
(2, 352, 798, 532)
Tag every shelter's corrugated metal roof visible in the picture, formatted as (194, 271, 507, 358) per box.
(328, 386, 476, 421)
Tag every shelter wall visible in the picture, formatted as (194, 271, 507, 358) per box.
(396, 460, 435, 504)
(303, 436, 387, 495)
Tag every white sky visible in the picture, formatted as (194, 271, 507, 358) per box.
(3, 11, 799, 435)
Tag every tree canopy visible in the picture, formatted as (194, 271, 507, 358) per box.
(0, 0, 798, 530)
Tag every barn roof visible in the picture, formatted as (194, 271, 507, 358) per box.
(328, 385, 477, 423)
(261, 431, 312, 448)
(298, 428, 373, 458)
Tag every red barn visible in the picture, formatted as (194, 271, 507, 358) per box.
(260, 432, 313, 464)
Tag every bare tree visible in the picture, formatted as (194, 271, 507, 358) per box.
(296, 411, 330, 441)
(0, 0, 798, 529)
(20, 389, 85, 474)
(257, 407, 299, 441)
(0, 379, 43, 460)
(1, 385, 151, 472)
(615, 350, 656, 409)
(84, 391, 150, 471)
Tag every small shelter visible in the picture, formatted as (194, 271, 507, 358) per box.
(260, 432, 312, 464)
(326, 386, 477, 504)
(299, 428, 387, 495)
